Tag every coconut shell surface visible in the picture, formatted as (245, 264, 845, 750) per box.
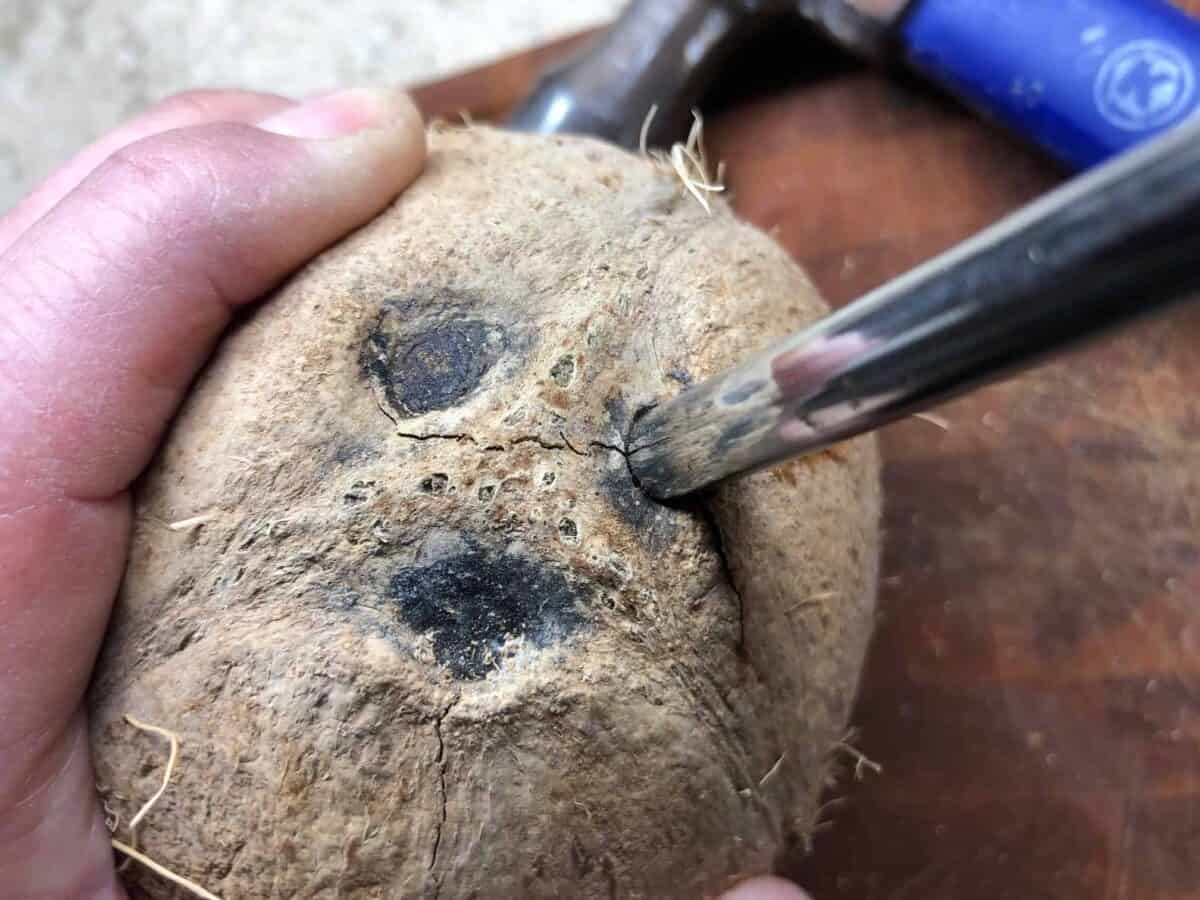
(89, 126, 881, 899)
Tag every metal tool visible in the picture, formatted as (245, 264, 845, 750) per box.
(625, 113, 1200, 498)
(512, 0, 1200, 167)
(508, 1, 1200, 497)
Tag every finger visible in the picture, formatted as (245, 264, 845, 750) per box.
(719, 876, 814, 900)
(2, 85, 426, 504)
(0, 713, 127, 900)
(0, 89, 295, 254)
(0, 86, 424, 897)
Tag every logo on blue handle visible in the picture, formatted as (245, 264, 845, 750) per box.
(900, 0, 1200, 169)
(1095, 39, 1196, 131)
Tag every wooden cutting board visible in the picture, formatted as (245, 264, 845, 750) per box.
(411, 14, 1200, 899)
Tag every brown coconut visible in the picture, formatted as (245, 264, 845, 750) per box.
(89, 125, 881, 899)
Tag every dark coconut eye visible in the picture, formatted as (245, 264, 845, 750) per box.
(89, 127, 881, 900)
(388, 533, 586, 680)
(363, 313, 508, 417)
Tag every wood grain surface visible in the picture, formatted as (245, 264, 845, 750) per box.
(411, 12, 1200, 898)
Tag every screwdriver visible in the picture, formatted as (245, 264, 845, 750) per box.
(509, 1, 1200, 498)
(625, 112, 1200, 498)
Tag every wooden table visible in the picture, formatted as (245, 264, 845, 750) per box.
(412, 13, 1200, 898)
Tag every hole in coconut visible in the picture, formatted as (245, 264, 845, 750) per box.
(557, 518, 579, 543)
(419, 474, 449, 495)
(549, 354, 576, 388)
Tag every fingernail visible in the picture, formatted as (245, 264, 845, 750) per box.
(258, 87, 405, 140)
(718, 877, 813, 900)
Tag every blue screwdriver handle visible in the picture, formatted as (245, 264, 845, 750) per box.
(898, 0, 1200, 169)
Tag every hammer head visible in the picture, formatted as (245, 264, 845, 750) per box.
(509, 0, 911, 148)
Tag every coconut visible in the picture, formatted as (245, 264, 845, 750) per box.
(89, 126, 881, 899)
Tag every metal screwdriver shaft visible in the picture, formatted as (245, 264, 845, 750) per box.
(627, 114, 1200, 499)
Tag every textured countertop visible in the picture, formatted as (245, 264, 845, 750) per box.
(0, 0, 622, 211)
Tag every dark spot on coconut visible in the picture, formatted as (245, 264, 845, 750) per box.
(332, 443, 377, 465)
(344, 479, 376, 505)
(602, 465, 651, 531)
(558, 517, 579, 543)
(419, 473, 449, 495)
(605, 395, 629, 434)
(363, 314, 507, 417)
(600, 458, 677, 551)
(549, 354, 576, 387)
(387, 535, 587, 679)
(501, 476, 526, 494)
(542, 471, 556, 486)
(477, 484, 496, 503)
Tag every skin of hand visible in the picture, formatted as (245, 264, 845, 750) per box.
(0, 86, 810, 900)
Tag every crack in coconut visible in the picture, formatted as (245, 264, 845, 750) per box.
(389, 534, 589, 680)
(389, 428, 612, 459)
(429, 698, 458, 886)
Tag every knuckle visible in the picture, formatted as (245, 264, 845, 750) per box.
(83, 125, 283, 297)
(101, 138, 202, 204)
(85, 128, 249, 237)
(153, 89, 226, 120)
(97, 122, 265, 205)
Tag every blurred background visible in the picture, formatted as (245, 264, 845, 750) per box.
(0, 0, 624, 210)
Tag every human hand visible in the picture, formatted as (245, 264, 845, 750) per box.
(0, 85, 425, 898)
